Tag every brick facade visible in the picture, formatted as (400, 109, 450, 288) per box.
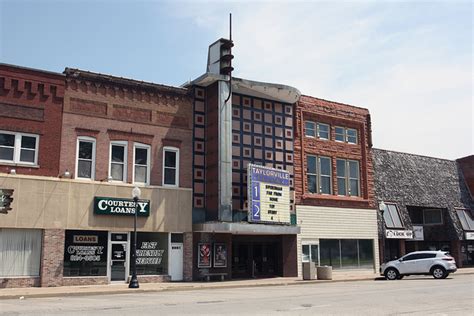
(40, 229, 65, 287)
(60, 68, 193, 188)
(0, 63, 64, 177)
(0, 277, 40, 289)
(294, 95, 375, 209)
(183, 232, 193, 281)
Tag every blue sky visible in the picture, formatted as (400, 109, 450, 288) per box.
(1, 0, 472, 159)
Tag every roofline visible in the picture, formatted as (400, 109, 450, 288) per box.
(0, 63, 64, 78)
(300, 94, 369, 112)
(373, 147, 455, 162)
(64, 67, 189, 96)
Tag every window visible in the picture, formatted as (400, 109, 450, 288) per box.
(76, 137, 96, 179)
(163, 147, 179, 186)
(307, 155, 332, 194)
(131, 232, 168, 275)
(133, 143, 150, 185)
(456, 209, 474, 231)
(336, 159, 360, 196)
(302, 244, 319, 264)
(109, 141, 127, 182)
(382, 203, 403, 228)
(320, 239, 374, 269)
(0, 131, 39, 165)
(305, 121, 316, 137)
(423, 209, 443, 225)
(346, 128, 358, 144)
(317, 123, 330, 140)
(0, 229, 42, 277)
(335, 127, 345, 142)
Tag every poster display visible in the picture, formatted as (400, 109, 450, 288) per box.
(198, 243, 211, 268)
(247, 164, 291, 224)
(213, 243, 227, 268)
(63, 230, 108, 276)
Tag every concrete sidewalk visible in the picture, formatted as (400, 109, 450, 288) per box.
(1, 268, 473, 300)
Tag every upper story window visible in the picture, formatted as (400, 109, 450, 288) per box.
(305, 121, 316, 137)
(336, 159, 360, 196)
(163, 147, 179, 186)
(382, 203, 403, 228)
(0, 131, 39, 165)
(133, 143, 150, 185)
(456, 209, 474, 231)
(411, 208, 443, 225)
(335, 127, 358, 144)
(307, 155, 331, 194)
(76, 137, 96, 180)
(317, 123, 330, 140)
(109, 141, 127, 182)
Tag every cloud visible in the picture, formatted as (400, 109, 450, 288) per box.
(176, 1, 472, 159)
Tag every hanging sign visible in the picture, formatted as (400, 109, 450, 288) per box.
(385, 230, 413, 239)
(94, 197, 150, 216)
(247, 164, 290, 224)
(412, 226, 424, 241)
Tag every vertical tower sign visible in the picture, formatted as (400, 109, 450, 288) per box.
(247, 164, 290, 224)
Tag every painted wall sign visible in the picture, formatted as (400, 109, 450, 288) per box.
(465, 232, 474, 240)
(385, 230, 413, 239)
(412, 225, 424, 241)
(94, 197, 150, 217)
(247, 164, 291, 224)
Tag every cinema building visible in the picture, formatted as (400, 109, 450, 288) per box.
(0, 65, 194, 287)
(373, 149, 474, 267)
(294, 96, 380, 276)
(186, 39, 301, 280)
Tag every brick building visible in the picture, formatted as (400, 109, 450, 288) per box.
(0, 65, 194, 287)
(294, 95, 379, 276)
(373, 149, 474, 267)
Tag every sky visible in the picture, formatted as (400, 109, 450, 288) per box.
(0, 0, 472, 160)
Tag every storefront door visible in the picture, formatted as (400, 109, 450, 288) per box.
(109, 233, 130, 282)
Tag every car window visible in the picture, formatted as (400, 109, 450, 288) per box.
(402, 254, 420, 261)
(418, 253, 436, 259)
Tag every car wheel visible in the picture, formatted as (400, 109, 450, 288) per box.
(441, 273, 450, 279)
(384, 268, 399, 280)
(432, 266, 446, 279)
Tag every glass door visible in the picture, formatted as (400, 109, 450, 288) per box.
(111, 243, 127, 281)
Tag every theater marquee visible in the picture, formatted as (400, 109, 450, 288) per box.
(248, 164, 290, 224)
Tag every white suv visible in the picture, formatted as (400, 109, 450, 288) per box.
(380, 251, 457, 280)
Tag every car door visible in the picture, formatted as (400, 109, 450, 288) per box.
(414, 253, 436, 273)
(398, 254, 421, 274)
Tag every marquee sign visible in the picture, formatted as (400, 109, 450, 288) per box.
(94, 197, 150, 217)
(247, 164, 291, 224)
(385, 229, 413, 239)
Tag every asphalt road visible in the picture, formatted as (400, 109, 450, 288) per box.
(1, 274, 473, 316)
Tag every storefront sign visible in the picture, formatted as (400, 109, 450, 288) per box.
(67, 245, 104, 262)
(412, 226, 424, 241)
(198, 243, 211, 268)
(247, 164, 291, 224)
(465, 232, 474, 240)
(94, 197, 150, 217)
(213, 243, 227, 268)
(73, 235, 98, 243)
(136, 241, 165, 265)
(385, 230, 413, 239)
(0, 189, 14, 213)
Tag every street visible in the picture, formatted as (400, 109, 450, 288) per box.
(1, 274, 473, 316)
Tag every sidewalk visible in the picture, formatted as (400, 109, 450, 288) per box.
(1, 268, 473, 300)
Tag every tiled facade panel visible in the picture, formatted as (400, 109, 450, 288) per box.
(231, 93, 295, 219)
(0, 65, 64, 177)
(60, 71, 193, 187)
(192, 87, 206, 211)
(294, 95, 375, 209)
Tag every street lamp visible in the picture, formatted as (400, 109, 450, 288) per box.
(379, 201, 386, 263)
(129, 186, 141, 289)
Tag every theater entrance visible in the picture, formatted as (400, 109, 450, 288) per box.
(232, 238, 280, 278)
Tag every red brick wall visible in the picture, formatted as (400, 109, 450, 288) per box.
(294, 95, 375, 209)
(40, 229, 65, 287)
(183, 232, 193, 281)
(281, 234, 298, 277)
(0, 64, 64, 177)
(62, 277, 109, 286)
(60, 73, 193, 188)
